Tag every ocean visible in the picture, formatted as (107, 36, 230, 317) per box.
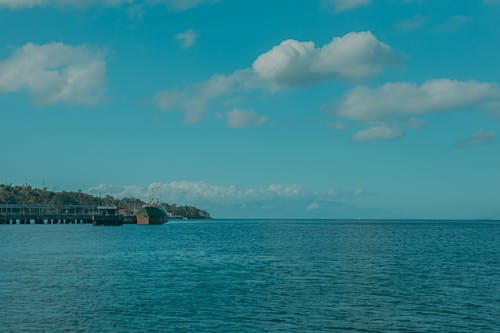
(0, 220, 498, 332)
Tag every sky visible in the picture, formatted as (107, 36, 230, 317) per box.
(1, 0, 499, 219)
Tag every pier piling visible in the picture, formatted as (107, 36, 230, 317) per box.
(0, 204, 116, 226)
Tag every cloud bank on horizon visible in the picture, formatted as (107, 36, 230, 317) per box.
(86, 181, 375, 218)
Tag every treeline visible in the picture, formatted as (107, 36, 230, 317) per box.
(166, 204, 211, 220)
(0, 184, 97, 205)
(0, 184, 211, 220)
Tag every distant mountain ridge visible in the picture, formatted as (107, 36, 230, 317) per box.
(0, 184, 211, 220)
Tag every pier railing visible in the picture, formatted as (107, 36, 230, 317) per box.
(0, 204, 118, 224)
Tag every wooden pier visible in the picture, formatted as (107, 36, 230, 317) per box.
(0, 204, 118, 225)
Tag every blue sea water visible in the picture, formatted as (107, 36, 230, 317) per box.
(0, 220, 499, 332)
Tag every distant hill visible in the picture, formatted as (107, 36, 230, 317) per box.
(0, 184, 211, 220)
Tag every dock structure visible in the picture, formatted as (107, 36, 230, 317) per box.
(0, 204, 118, 225)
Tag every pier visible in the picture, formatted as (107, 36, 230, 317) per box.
(0, 204, 118, 225)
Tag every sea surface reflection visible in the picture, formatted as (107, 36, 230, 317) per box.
(1, 220, 499, 332)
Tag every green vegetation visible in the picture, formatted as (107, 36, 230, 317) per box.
(166, 204, 211, 220)
(0, 184, 211, 220)
(0, 184, 97, 205)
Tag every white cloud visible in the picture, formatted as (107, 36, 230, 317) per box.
(454, 130, 496, 148)
(306, 202, 320, 211)
(406, 117, 426, 129)
(161, 0, 216, 11)
(154, 31, 396, 123)
(336, 79, 500, 121)
(0, 42, 106, 106)
(252, 31, 398, 86)
(152, 69, 264, 123)
(353, 125, 403, 141)
(0, 0, 129, 9)
(436, 15, 472, 32)
(0, 0, 216, 11)
(322, 1, 498, 14)
(326, 121, 347, 131)
(175, 29, 198, 49)
(326, 0, 371, 12)
(396, 15, 428, 31)
(225, 109, 268, 128)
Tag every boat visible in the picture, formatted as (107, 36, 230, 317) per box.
(135, 189, 168, 225)
(136, 205, 168, 225)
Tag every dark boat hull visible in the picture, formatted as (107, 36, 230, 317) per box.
(92, 215, 123, 226)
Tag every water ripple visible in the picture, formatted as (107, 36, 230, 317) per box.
(0, 220, 499, 332)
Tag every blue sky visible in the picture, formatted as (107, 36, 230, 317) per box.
(1, 0, 499, 219)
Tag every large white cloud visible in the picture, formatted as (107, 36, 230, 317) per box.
(0, 0, 216, 10)
(0, 42, 106, 106)
(252, 31, 398, 86)
(154, 32, 396, 123)
(336, 79, 500, 121)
